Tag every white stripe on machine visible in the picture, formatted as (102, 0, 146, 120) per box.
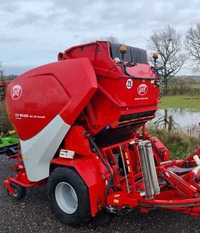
(20, 115, 70, 182)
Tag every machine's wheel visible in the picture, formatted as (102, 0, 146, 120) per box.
(8, 183, 26, 200)
(48, 167, 91, 225)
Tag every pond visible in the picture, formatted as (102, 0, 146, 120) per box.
(151, 108, 200, 137)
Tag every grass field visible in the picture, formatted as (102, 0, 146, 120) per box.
(150, 128, 200, 158)
(159, 95, 200, 111)
(191, 83, 200, 89)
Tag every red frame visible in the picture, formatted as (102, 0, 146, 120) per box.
(4, 41, 200, 218)
(5, 132, 200, 217)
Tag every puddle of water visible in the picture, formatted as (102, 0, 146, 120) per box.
(151, 108, 200, 137)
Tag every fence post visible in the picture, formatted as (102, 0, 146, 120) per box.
(168, 116, 173, 132)
(164, 109, 168, 129)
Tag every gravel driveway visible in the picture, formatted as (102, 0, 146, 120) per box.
(1, 155, 200, 233)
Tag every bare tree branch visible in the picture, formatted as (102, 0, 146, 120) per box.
(185, 24, 200, 69)
(150, 25, 186, 94)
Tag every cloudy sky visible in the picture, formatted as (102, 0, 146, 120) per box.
(1, 0, 200, 74)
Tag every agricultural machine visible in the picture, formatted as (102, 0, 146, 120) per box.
(3, 41, 200, 225)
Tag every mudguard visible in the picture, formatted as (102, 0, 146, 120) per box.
(51, 156, 107, 216)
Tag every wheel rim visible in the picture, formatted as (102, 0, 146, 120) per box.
(55, 182, 78, 214)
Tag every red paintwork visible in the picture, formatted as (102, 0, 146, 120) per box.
(4, 155, 45, 194)
(59, 41, 159, 134)
(51, 156, 107, 216)
(63, 126, 92, 156)
(4, 41, 200, 219)
(6, 58, 97, 140)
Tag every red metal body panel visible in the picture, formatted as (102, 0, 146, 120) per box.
(4, 41, 200, 220)
(6, 58, 97, 140)
(126, 64, 157, 78)
(59, 41, 118, 77)
(59, 41, 160, 134)
(86, 77, 159, 133)
(51, 156, 107, 216)
(63, 126, 92, 155)
(150, 136, 170, 163)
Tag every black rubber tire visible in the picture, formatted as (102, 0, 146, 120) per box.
(8, 183, 26, 200)
(48, 167, 91, 225)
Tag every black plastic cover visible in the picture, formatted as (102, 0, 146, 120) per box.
(110, 43, 148, 64)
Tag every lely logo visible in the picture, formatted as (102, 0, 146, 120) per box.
(137, 84, 148, 96)
(11, 84, 22, 100)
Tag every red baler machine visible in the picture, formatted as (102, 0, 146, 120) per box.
(3, 41, 200, 224)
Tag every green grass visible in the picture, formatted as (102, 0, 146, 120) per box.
(160, 95, 200, 111)
(0, 136, 19, 148)
(149, 128, 200, 159)
(191, 83, 200, 89)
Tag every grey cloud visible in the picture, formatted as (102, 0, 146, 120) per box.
(0, 0, 200, 74)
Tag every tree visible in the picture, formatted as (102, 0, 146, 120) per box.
(150, 26, 185, 95)
(0, 62, 3, 81)
(185, 24, 200, 69)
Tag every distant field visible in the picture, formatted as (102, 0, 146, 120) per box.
(191, 83, 200, 89)
(159, 95, 200, 111)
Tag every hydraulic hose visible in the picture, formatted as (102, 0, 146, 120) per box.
(85, 132, 113, 195)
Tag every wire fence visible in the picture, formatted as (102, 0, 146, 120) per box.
(151, 110, 200, 138)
